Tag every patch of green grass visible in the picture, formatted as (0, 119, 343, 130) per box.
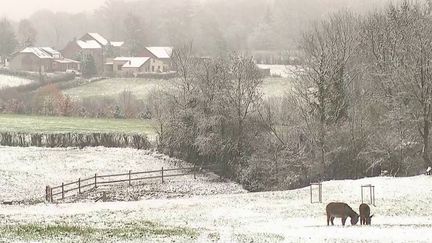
(63, 78, 171, 99)
(235, 232, 285, 243)
(0, 114, 156, 137)
(0, 222, 199, 241)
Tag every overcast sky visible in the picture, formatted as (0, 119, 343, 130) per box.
(0, 0, 107, 20)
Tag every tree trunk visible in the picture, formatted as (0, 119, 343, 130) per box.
(422, 119, 431, 167)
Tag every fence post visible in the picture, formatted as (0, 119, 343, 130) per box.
(46, 186, 51, 202)
(94, 173, 97, 188)
(50, 187, 53, 202)
(129, 170, 132, 186)
(310, 184, 312, 203)
(78, 178, 81, 194)
(319, 183, 322, 203)
(193, 165, 196, 179)
(161, 167, 164, 183)
(61, 182, 64, 200)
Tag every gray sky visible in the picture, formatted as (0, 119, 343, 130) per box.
(0, 0, 107, 20)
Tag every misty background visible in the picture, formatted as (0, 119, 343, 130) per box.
(1, 0, 394, 56)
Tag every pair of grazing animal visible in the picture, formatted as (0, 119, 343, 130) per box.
(326, 202, 373, 226)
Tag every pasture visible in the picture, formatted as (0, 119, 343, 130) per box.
(0, 114, 155, 137)
(62, 76, 293, 100)
(63, 78, 169, 99)
(1, 165, 431, 242)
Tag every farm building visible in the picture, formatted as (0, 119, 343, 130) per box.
(139, 47, 173, 73)
(62, 33, 125, 74)
(9, 47, 80, 73)
(107, 57, 152, 76)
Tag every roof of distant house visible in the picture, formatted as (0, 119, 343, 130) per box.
(77, 40, 102, 49)
(114, 57, 151, 68)
(54, 58, 80, 64)
(40, 47, 61, 57)
(146, 47, 173, 59)
(87, 33, 109, 46)
(110, 41, 124, 47)
(20, 47, 57, 59)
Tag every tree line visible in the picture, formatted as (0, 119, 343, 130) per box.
(1, 0, 392, 59)
(150, 1, 432, 191)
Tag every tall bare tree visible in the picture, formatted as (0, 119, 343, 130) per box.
(362, 1, 432, 168)
(295, 11, 360, 174)
(17, 19, 37, 48)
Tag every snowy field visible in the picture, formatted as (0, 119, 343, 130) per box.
(0, 146, 244, 203)
(1, 152, 432, 243)
(257, 64, 298, 78)
(0, 74, 34, 89)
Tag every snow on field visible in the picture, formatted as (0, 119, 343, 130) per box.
(257, 64, 298, 78)
(0, 146, 244, 202)
(1, 171, 432, 242)
(0, 74, 34, 89)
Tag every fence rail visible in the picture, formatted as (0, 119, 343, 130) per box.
(45, 164, 221, 202)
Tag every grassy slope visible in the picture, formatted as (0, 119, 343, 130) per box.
(63, 78, 171, 99)
(62, 77, 293, 99)
(0, 114, 155, 136)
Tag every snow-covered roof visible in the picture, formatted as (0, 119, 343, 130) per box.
(114, 57, 150, 68)
(20, 47, 56, 59)
(146, 47, 173, 59)
(54, 58, 80, 64)
(110, 41, 124, 47)
(40, 47, 61, 57)
(77, 40, 102, 49)
(87, 33, 109, 46)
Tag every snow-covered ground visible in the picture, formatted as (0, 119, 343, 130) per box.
(0, 146, 244, 203)
(257, 64, 298, 78)
(1, 159, 432, 243)
(0, 74, 34, 89)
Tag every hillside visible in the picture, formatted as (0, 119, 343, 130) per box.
(0, 146, 244, 203)
(1, 174, 431, 242)
(62, 76, 293, 100)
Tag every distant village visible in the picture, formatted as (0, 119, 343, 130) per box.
(6, 32, 174, 77)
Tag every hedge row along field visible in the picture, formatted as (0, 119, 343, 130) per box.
(0, 132, 151, 149)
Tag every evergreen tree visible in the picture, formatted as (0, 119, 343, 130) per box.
(124, 13, 145, 56)
(81, 54, 97, 78)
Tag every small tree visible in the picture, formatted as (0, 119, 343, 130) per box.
(81, 54, 97, 78)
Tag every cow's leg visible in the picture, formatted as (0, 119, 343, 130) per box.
(342, 217, 347, 226)
(331, 216, 335, 225)
(327, 214, 330, 226)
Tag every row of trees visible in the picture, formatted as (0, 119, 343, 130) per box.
(0, 84, 149, 119)
(1, 0, 393, 58)
(149, 1, 432, 191)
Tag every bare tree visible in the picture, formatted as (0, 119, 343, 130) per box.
(362, 2, 432, 168)
(295, 11, 360, 174)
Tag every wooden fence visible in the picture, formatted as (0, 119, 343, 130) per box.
(45, 165, 221, 202)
